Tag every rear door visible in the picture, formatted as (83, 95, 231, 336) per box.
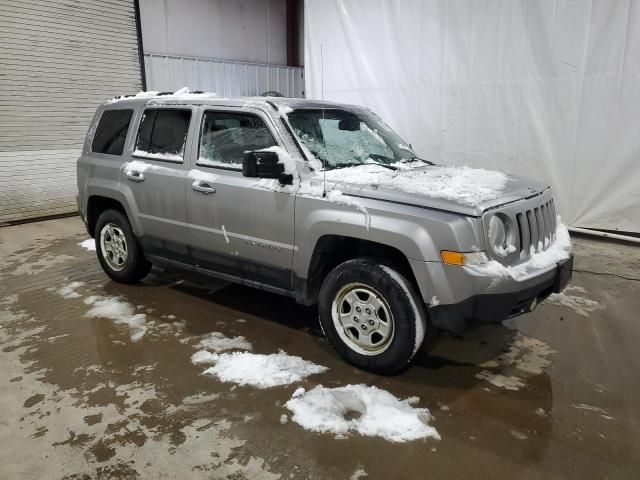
(185, 106, 297, 290)
(121, 105, 195, 261)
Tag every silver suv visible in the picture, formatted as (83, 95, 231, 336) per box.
(77, 92, 573, 374)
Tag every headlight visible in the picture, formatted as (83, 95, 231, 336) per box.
(489, 215, 506, 247)
(488, 214, 514, 257)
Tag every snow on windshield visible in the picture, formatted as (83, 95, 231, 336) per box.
(287, 108, 415, 168)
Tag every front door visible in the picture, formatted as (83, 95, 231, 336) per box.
(121, 106, 195, 261)
(185, 107, 296, 290)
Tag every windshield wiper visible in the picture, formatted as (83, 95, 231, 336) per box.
(328, 160, 398, 171)
(401, 157, 435, 165)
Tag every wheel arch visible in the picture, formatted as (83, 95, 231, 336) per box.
(86, 194, 139, 238)
(294, 234, 421, 306)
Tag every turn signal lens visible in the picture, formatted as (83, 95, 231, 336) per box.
(441, 250, 489, 266)
(440, 251, 465, 265)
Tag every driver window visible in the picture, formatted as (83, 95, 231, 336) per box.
(198, 111, 277, 169)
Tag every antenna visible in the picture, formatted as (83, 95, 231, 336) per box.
(321, 43, 327, 198)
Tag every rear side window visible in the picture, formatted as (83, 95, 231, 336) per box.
(134, 109, 191, 161)
(198, 111, 277, 168)
(91, 109, 133, 155)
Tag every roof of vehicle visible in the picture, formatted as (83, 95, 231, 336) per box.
(104, 90, 362, 112)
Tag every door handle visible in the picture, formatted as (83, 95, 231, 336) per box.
(191, 180, 216, 194)
(125, 170, 145, 182)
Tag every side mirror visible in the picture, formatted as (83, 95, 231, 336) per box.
(242, 151, 293, 185)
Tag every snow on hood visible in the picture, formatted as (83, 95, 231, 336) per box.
(316, 164, 546, 216)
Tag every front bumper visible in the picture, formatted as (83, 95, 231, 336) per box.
(428, 255, 573, 332)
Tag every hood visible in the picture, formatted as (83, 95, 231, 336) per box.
(320, 164, 549, 216)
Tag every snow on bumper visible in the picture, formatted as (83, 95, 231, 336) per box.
(409, 223, 573, 331)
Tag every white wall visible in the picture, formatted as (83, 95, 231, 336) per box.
(140, 0, 287, 65)
(305, 0, 640, 233)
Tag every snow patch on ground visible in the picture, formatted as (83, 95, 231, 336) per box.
(571, 403, 615, 420)
(200, 351, 328, 389)
(475, 332, 556, 391)
(510, 429, 528, 440)
(351, 468, 368, 480)
(78, 239, 96, 251)
(57, 281, 85, 299)
(197, 332, 252, 353)
(547, 285, 604, 316)
(84, 296, 148, 342)
(475, 371, 525, 391)
(285, 384, 440, 443)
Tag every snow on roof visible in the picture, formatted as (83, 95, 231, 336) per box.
(108, 87, 219, 103)
(106, 87, 355, 111)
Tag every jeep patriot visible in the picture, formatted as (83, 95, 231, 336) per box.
(77, 91, 573, 374)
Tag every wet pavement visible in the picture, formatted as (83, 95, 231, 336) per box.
(1, 217, 639, 479)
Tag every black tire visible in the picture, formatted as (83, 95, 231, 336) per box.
(318, 258, 427, 375)
(94, 209, 152, 284)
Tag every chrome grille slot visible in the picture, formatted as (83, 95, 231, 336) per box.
(516, 213, 529, 254)
(540, 204, 550, 247)
(526, 210, 538, 253)
(534, 207, 545, 251)
(549, 199, 557, 239)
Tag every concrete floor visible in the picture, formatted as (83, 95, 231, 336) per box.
(1, 217, 639, 479)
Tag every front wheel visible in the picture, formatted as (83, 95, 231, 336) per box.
(318, 259, 427, 375)
(94, 209, 151, 284)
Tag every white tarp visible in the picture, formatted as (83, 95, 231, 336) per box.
(305, 0, 640, 233)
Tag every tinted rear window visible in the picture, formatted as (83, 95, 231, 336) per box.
(91, 109, 133, 155)
(134, 109, 191, 161)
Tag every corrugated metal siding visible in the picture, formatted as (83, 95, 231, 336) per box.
(0, 0, 142, 224)
(145, 54, 305, 98)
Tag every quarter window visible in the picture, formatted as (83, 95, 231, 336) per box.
(134, 109, 191, 161)
(91, 109, 133, 155)
(198, 112, 277, 168)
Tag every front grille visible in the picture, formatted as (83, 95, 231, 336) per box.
(515, 198, 557, 255)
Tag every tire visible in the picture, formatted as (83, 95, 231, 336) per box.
(318, 258, 427, 375)
(94, 209, 152, 284)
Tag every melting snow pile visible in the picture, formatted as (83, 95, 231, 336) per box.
(547, 285, 604, 316)
(57, 281, 85, 299)
(197, 332, 252, 353)
(475, 332, 556, 391)
(193, 350, 328, 389)
(285, 384, 440, 442)
(321, 164, 509, 206)
(78, 239, 96, 251)
(84, 296, 148, 341)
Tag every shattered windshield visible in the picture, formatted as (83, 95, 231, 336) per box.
(286, 108, 417, 169)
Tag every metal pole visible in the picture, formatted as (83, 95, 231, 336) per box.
(568, 226, 640, 245)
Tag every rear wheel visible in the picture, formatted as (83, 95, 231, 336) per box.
(94, 209, 151, 284)
(318, 258, 427, 374)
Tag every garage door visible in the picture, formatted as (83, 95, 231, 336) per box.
(0, 0, 144, 224)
